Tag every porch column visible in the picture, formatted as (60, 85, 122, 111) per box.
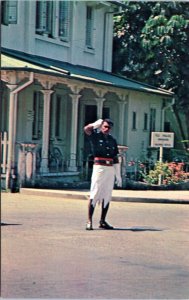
(117, 94, 128, 144)
(6, 84, 18, 187)
(118, 101, 126, 145)
(68, 93, 81, 171)
(40, 89, 54, 173)
(94, 97, 105, 118)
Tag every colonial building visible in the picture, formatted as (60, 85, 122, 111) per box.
(1, 0, 173, 189)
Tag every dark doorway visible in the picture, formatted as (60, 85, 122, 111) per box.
(84, 105, 97, 125)
(102, 107, 110, 119)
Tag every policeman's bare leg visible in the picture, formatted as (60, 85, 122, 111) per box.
(88, 199, 95, 222)
(100, 200, 109, 222)
(86, 199, 95, 230)
(99, 201, 114, 229)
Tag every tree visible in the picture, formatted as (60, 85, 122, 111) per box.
(113, 2, 151, 79)
(113, 1, 189, 151)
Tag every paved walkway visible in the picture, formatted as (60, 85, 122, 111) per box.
(20, 188, 189, 204)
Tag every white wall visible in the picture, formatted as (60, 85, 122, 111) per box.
(126, 92, 163, 162)
(2, 1, 114, 71)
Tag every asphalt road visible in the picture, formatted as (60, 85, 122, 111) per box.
(1, 192, 189, 299)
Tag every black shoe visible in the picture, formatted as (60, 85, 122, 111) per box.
(99, 221, 114, 230)
(86, 221, 93, 230)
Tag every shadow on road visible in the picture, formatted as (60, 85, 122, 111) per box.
(1, 223, 22, 226)
(98, 226, 164, 231)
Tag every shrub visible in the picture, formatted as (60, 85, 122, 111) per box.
(141, 161, 189, 185)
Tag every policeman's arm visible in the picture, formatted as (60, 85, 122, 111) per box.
(114, 161, 122, 187)
(84, 119, 103, 136)
(84, 124, 94, 136)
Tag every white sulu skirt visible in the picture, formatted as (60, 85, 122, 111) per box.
(90, 164, 115, 208)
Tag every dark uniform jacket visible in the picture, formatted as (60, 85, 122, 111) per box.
(88, 131, 119, 164)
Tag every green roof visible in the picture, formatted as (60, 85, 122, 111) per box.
(1, 48, 173, 97)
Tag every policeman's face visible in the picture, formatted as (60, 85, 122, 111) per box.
(101, 121, 112, 135)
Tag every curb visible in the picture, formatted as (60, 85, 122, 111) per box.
(20, 188, 189, 205)
(112, 197, 189, 204)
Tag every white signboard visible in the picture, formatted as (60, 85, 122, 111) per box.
(151, 132, 174, 148)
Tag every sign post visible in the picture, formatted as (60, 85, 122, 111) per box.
(151, 132, 174, 185)
(159, 146, 163, 163)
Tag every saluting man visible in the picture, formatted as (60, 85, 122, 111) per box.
(84, 118, 122, 230)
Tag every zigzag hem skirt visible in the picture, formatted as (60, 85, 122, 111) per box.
(90, 164, 115, 208)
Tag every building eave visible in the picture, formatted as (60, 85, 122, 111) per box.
(1, 48, 174, 98)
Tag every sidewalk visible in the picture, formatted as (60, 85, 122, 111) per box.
(20, 187, 189, 204)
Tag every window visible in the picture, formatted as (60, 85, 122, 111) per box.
(35, 1, 72, 41)
(132, 111, 137, 130)
(32, 92, 43, 140)
(144, 113, 148, 130)
(50, 95, 64, 140)
(150, 108, 156, 132)
(85, 6, 94, 48)
(1, 0, 17, 25)
(164, 121, 170, 132)
(55, 96, 61, 138)
(59, 1, 71, 41)
(36, 1, 53, 36)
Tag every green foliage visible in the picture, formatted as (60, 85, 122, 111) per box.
(142, 161, 189, 185)
(113, 2, 189, 144)
(113, 2, 152, 78)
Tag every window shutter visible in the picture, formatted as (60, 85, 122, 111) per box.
(36, 1, 43, 32)
(8, 0, 17, 23)
(86, 6, 93, 47)
(2, 0, 17, 25)
(46, 1, 53, 34)
(32, 92, 43, 140)
(59, 1, 70, 40)
(132, 112, 137, 130)
(55, 96, 61, 138)
(150, 108, 156, 132)
(36, 1, 53, 35)
(144, 113, 148, 130)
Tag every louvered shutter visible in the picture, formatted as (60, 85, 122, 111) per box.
(2, 0, 17, 25)
(59, 1, 70, 40)
(86, 6, 93, 47)
(36, 1, 52, 35)
(32, 92, 43, 140)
